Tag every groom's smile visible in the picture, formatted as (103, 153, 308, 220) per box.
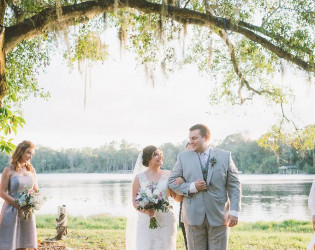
(189, 129, 210, 153)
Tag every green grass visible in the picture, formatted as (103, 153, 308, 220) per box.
(36, 215, 314, 249)
(233, 220, 312, 233)
(229, 231, 310, 250)
(37, 214, 126, 230)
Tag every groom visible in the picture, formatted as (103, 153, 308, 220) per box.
(168, 124, 241, 250)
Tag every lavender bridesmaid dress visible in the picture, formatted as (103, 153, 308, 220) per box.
(0, 175, 37, 249)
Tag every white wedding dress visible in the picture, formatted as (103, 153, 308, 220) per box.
(126, 170, 177, 250)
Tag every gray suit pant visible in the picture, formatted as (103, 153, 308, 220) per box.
(185, 218, 229, 250)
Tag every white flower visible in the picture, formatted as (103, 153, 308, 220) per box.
(145, 189, 153, 198)
(34, 202, 43, 210)
(20, 201, 27, 207)
(153, 189, 160, 196)
(138, 200, 145, 207)
(152, 198, 158, 204)
(29, 197, 35, 206)
(18, 195, 27, 207)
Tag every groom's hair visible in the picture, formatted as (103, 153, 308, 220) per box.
(190, 124, 211, 138)
(142, 145, 158, 167)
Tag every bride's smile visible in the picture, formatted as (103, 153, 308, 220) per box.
(149, 150, 164, 167)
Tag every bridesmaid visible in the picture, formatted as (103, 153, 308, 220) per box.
(0, 140, 38, 250)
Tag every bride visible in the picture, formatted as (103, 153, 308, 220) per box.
(126, 145, 183, 250)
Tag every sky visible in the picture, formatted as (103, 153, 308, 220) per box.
(10, 29, 315, 150)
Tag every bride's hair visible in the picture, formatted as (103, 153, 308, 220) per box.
(142, 145, 160, 167)
(11, 140, 35, 171)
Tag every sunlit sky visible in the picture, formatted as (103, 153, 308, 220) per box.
(11, 29, 315, 150)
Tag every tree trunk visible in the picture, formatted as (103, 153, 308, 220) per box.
(0, 0, 7, 106)
(0, 34, 7, 106)
(275, 151, 281, 168)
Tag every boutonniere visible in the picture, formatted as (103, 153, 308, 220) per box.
(210, 157, 216, 167)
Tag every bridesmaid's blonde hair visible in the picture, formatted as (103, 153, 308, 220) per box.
(11, 140, 35, 171)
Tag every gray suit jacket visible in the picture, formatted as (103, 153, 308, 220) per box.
(168, 147, 241, 226)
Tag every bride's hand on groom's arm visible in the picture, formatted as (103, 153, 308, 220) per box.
(174, 177, 185, 185)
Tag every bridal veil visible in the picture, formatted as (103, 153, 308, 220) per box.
(125, 152, 146, 250)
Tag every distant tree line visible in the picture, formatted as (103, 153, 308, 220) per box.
(0, 134, 314, 174)
(217, 133, 314, 174)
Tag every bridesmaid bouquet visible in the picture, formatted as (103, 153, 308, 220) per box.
(15, 186, 46, 220)
(135, 182, 172, 229)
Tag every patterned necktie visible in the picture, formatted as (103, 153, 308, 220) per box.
(200, 152, 207, 168)
(200, 152, 208, 181)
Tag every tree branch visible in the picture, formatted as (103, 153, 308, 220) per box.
(280, 97, 299, 133)
(278, 97, 305, 149)
(4, 0, 116, 54)
(183, 0, 190, 9)
(238, 20, 312, 55)
(3, 0, 314, 72)
(204, 0, 255, 104)
(203, 0, 274, 104)
(130, 0, 313, 72)
(217, 29, 275, 104)
(218, 29, 247, 104)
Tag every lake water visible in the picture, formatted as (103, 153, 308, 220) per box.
(0, 173, 314, 222)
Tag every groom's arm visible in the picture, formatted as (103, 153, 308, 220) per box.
(168, 154, 192, 196)
(227, 153, 241, 215)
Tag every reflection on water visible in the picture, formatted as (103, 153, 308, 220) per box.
(238, 174, 313, 221)
(33, 174, 134, 217)
(0, 173, 314, 222)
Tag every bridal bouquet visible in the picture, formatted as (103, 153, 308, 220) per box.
(135, 182, 172, 229)
(15, 186, 46, 220)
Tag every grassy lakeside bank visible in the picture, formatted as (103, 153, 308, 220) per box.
(36, 214, 313, 249)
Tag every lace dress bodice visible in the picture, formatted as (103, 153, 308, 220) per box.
(137, 170, 170, 195)
(134, 170, 177, 250)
